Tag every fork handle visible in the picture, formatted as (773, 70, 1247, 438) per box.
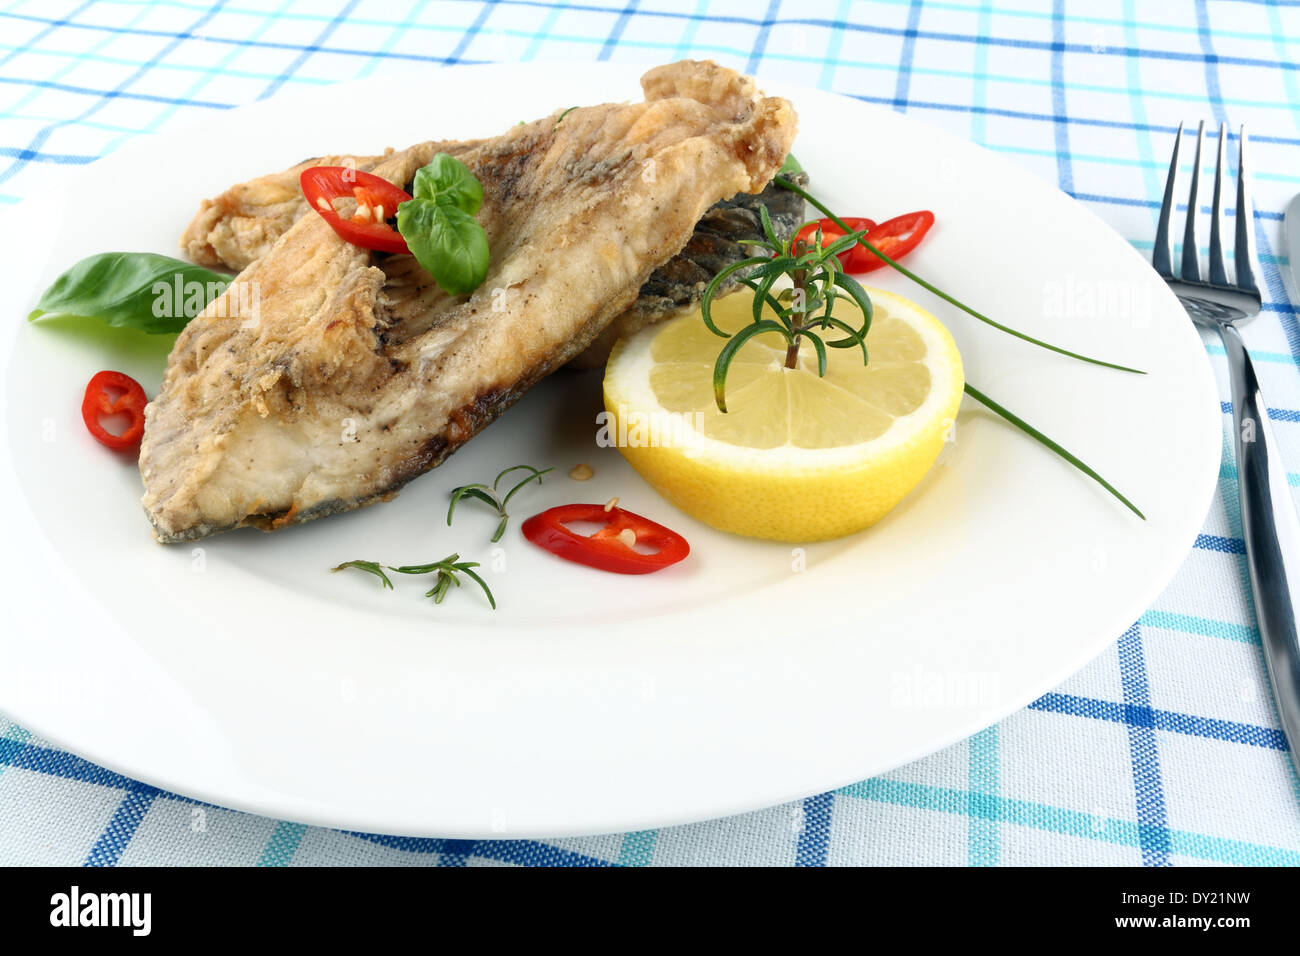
(1220, 323, 1300, 761)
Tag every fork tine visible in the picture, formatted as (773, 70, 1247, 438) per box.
(1181, 120, 1205, 282)
(1234, 124, 1260, 296)
(1208, 122, 1229, 286)
(1153, 121, 1183, 278)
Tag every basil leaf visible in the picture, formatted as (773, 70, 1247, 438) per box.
(399, 153, 491, 294)
(397, 200, 489, 296)
(779, 153, 803, 176)
(27, 252, 231, 334)
(411, 153, 482, 214)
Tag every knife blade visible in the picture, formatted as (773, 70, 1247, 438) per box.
(1284, 193, 1300, 302)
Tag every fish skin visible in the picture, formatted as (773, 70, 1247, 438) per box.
(141, 60, 798, 542)
(569, 170, 808, 368)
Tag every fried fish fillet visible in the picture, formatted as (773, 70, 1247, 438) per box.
(180, 144, 807, 371)
(141, 60, 797, 542)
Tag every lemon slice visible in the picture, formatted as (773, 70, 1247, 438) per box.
(602, 287, 964, 541)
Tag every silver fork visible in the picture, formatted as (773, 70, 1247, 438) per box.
(1156, 121, 1300, 767)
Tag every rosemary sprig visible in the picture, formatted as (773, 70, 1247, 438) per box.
(963, 383, 1144, 518)
(332, 553, 496, 608)
(702, 204, 872, 411)
(448, 464, 554, 542)
(391, 553, 497, 609)
(331, 559, 393, 589)
(773, 174, 1146, 375)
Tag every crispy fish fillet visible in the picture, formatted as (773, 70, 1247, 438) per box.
(141, 60, 797, 542)
(181, 151, 807, 370)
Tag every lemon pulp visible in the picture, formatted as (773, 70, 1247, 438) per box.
(602, 287, 965, 541)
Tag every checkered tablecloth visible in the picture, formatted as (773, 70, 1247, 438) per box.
(4, 0, 1300, 867)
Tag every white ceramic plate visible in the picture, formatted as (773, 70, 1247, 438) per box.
(0, 62, 1219, 838)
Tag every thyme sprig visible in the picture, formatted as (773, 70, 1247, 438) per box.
(332, 553, 496, 608)
(702, 204, 872, 412)
(448, 464, 554, 542)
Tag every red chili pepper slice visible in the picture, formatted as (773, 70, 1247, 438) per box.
(81, 370, 147, 451)
(793, 216, 876, 273)
(793, 211, 935, 274)
(855, 210, 935, 273)
(521, 503, 690, 574)
(300, 166, 412, 255)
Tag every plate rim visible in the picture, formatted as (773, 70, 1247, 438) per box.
(0, 60, 1222, 838)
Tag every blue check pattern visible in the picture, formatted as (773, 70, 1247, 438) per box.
(3, 0, 1300, 867)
